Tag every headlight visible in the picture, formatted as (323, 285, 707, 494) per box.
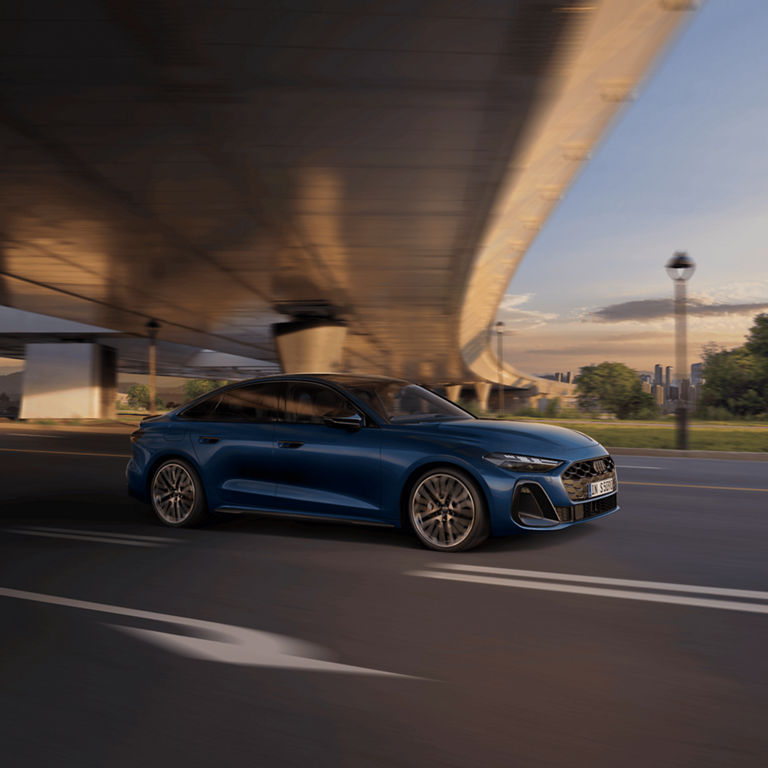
(483, 453, 563, 472)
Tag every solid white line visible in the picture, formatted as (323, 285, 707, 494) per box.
(0, 586, 416, 677)
(409, 571, 768, 615)
(12, 526, 180, 544)
(4, 433, 61, 438)
(0, 448, 130, 458)
(431, 564, 768, 601)
(3, 529, 164, 547)
(617, 455, 763, 462)
(614, 465, 667, 470)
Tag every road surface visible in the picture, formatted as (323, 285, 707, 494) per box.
(1, 428, 766, 767)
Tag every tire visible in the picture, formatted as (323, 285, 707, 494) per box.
(150, 458, 207, 527)
(407, 467, 489, 552)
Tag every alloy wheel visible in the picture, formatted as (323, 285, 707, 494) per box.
(411, 472, 476, 548)
(152, 462, 196, 524)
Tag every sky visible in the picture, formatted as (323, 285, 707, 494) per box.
(498, 0, 768, 376)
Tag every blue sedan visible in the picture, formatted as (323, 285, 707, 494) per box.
(127, 375, 619, 551)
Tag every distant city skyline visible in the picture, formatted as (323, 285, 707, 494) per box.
(498, 0, 768, 374)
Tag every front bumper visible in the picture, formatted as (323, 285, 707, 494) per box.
(506, 453, 619, 531)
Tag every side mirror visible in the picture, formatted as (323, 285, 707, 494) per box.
(323, 412, 364, 431)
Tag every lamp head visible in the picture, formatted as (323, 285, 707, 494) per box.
(665, 251, 695, 282)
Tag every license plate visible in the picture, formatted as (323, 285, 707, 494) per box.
(589, 477, 614, 497)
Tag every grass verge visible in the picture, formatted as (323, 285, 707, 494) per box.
(554, 424, 768, 452)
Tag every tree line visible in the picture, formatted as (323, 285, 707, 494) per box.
(574, 313, 768, 420)
(698, 313, 768, 417)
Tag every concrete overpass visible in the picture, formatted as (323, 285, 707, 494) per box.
(0, 0, 695, 416)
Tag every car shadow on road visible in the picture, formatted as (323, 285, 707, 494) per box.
(0, 491, 600, 554)
(210, 510, 600, 553)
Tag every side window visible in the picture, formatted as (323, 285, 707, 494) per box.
(181, 382, 283, 422)
(180, 393, 221, 420)
(214, 382, 284, 422)
(284, 383, 358, 425)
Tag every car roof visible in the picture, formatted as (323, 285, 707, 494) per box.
(229, 373, 411, 387)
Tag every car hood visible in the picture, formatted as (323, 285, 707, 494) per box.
(428, 419, 599, 453)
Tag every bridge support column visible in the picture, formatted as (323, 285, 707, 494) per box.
(20, 343, 117, 419)
(445, 384, 462, 403)
(474, 381, 491, 413)
(273, 319, 347, 373)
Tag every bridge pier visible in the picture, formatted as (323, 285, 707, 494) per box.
(474, 381, 491, 413)
(19, 343, 117, 420)
(273, 319, 347, 373)
(444, 384, 462, 403)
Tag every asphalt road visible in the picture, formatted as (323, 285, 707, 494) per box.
(1, 428, 767, 767)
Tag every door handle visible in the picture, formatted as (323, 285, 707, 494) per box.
(278, 441, 304, 449)
(198, 435, 220, 444)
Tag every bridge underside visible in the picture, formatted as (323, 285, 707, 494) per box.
(0, 1, 690, 390)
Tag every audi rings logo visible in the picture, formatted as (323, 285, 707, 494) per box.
(593, 460, 606, 473)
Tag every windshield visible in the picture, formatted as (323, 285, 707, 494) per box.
(343, 381, 474, 424)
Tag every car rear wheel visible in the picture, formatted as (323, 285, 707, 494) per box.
(408, 468, 489, 552)
(150, 458, 207, 527)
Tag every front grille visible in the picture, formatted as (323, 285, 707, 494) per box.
(555, 492, 618, 523)
(562, 455, 616, 501)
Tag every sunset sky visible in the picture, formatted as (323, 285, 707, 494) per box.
(498, 0, 768, 376)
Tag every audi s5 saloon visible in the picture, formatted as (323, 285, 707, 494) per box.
(127, 375, 619, 552)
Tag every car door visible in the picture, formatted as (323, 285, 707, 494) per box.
(185, 381, 284, 511)
(272, 381, 384, 522)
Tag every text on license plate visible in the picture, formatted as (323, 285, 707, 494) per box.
(589, 477, 614, 497)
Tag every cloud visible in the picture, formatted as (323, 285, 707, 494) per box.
(498, 293, 558, 328)
(590, 298, 768, 323)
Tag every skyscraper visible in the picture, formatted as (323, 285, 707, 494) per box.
(691, 363, 704, 387)
(654, 364, 662, 386)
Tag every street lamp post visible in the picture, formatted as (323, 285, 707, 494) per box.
(145, 319, 160, 415)
(665, 252, 695, 450)
(494, 321, 505, 416)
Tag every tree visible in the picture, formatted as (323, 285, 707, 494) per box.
(126, 383, 150, 410)
(575, 362, 658, 420)
(745, 312, 768, 358)
(183, 378, 227, 402)
(700, 318, 768, 416)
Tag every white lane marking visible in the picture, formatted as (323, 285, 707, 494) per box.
(3, 433, 61, 438)
(0, 448, 130, 457)
(10, 526, 179, 544)
(0, 586, 418, 678)
(618, 455, 766, 462)
(431, 564, 768, 601)
(614, 464, 667, 470)
(408, 570, 768, 615)
(3, 529, 164, 548)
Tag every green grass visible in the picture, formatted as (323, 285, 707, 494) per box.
(549, 424, 768, 452)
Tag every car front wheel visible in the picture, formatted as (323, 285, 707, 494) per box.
(150, 458, 207, 527)
(408, 468, 489, 552)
